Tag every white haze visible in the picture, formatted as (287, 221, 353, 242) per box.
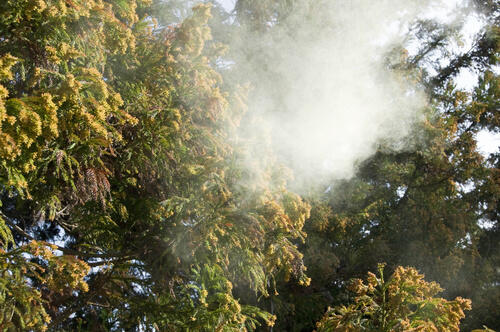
(222, 0, 465, 190)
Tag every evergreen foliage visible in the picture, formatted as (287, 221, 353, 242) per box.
(0, 0, 309, 329)
(315, 264, 472, 332)
(0, 0, 498, 331)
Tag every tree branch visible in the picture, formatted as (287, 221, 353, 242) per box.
(1, 210, 130, 261)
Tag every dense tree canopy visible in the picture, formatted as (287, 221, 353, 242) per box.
(229, 1, 499, 331)
(0, 0, 498, 331)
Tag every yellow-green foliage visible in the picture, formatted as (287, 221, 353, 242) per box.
(0, 0, 498, 330)
(0, 1, 313, 330)
(0, 0, 139, 199)
(0, 241, 89, 332)
(315, 264, 472, 332)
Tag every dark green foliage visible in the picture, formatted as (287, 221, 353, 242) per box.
(224, 0, 499, 331)
(0, 1, 310, 330)
(0, 0, 498, 331)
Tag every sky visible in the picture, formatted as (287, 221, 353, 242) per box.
(218, 0, 235, 11)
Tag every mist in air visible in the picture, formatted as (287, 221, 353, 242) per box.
(222, 0, 460, 190)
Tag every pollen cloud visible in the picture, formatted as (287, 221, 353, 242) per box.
(227, 0, 447, 189)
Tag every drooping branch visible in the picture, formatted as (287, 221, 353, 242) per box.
(1, 210, 130, 261)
